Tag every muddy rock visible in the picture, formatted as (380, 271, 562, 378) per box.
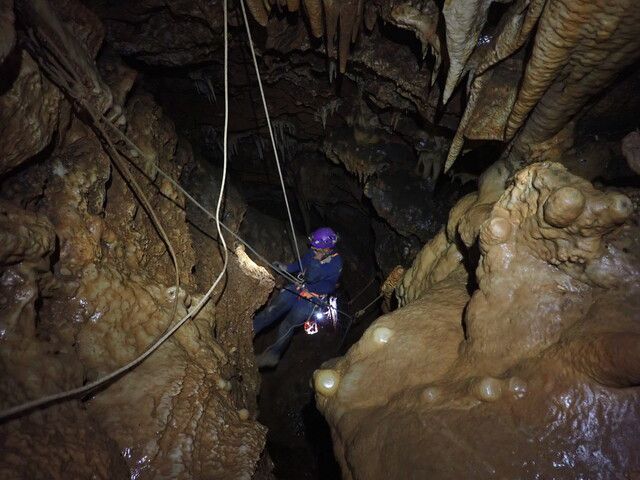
(0, 4, 274, 473)
(315, 163, 640, 479)
(0, 51, 66, 175)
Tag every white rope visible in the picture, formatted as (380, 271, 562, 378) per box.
(95, 107, 303, 287)
(0, 0, 231, 421)
(239, 0, 304, 274)
(354, 294, 383, 319)
(33, 31, 302, 288)
(153, 167, 301, 286)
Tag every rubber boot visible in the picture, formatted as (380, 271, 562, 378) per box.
(255, 349, 280, 369)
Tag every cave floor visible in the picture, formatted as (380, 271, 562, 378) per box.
(255, 301, 378, 479)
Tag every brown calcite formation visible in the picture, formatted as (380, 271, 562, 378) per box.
(622, 130, 640, 175)
(0, 109, 274, 478)
(396, 160, 509, 305)
(466, 163, 634, 365)
(0, 2, 275, 477)
(84, 268, 273, 479)
(0, 105, 274, 478)
(315, 163, 640, 479)
(0, 201, 128, 479)
(0, 51, 67, 176)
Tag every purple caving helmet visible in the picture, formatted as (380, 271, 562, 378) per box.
(309, 227, 338, 249)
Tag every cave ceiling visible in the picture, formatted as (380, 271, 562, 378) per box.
(2, 0, 638, 282)
(74, 0, 640, 183)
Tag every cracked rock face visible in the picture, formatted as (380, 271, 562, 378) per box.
(315, 163, 640, 479)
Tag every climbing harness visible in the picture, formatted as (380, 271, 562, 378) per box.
(282, 286, 350, 319)
(298, 288, 339, 335)
(296, 287, 327, 334)
(303, 304, 320, 335)
(313, 295, 339, 328)
(303, 296, 338, 335)
(303, 320, 319, 335)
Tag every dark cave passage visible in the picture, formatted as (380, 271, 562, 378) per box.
(255, 313, 368, 480)
(143, 57, 412, 479)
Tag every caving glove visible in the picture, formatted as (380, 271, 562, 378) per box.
(273, 261, 287, 271)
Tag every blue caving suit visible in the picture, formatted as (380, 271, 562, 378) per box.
(253, 250, 343, 359)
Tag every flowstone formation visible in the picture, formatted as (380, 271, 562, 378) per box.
(0, 1, 275, 478)
(314, 162, 640, 479)
(236, 0, 640, 192)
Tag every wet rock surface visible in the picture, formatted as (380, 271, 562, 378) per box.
(2, 0, 640, 478)
(314, 163, 640, 479)
(0, 2, 274, 478)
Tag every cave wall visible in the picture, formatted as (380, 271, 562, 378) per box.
(313, 162, 640, 479)
(1, 0, 640, 478)
(0, 1, 275, 478)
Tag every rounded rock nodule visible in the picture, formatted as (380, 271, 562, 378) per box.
(314, 369, 340, 396)
(608, 193, 633, 224)
(487, 217, 512, 243)
(372, 326, 393, 345)
(421, 386, 440, 403)
(508, 377, 527, 398)
(543, 186, 585, 227)
(476, 377, 503, 402)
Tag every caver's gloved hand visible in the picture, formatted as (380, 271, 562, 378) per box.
(273, 261, 287, 272)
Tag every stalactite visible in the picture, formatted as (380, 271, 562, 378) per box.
(286, 0, 300, 13)
(246, 0, 269, 26)
(323, 0, 340, 62)
(315, 98, 342, 130)
(302, 0, 324, 38)
(192, 73, 216, 104)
